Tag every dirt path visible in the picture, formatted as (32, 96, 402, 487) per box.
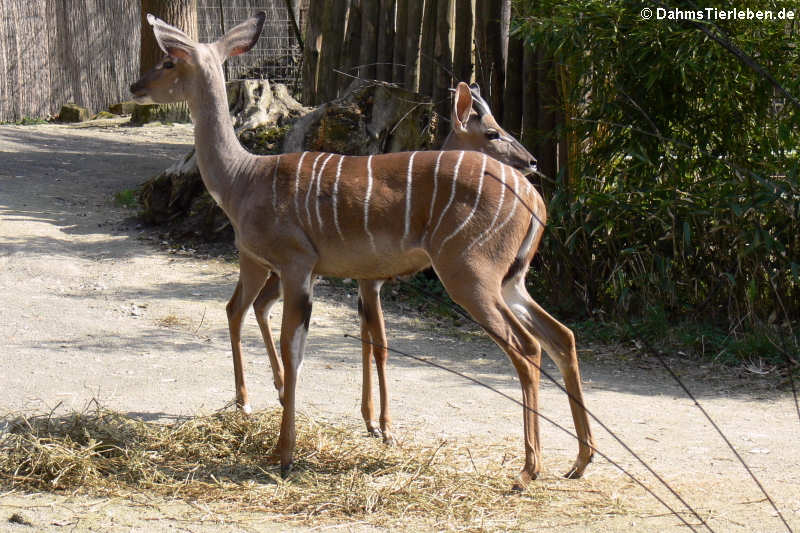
(1, 122, 798, 532)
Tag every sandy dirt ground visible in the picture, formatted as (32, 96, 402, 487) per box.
(0, 121, 798, 532)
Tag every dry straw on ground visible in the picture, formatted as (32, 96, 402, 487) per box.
(0, 404, 619, 530)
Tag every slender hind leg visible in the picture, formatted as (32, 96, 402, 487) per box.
(226, 254, 270, 414)
(358, 280, 394, 444)
(436, 269, 547, 488)
(253, 272, 285, 404)
(503, 279, 595, 478)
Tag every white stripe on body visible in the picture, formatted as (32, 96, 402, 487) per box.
(430, 151, 465, 244)
(402, 152, 417, 249)
(466, 161, 506, 252)
(307, 153, 334, 229)
(363, 155, 377, 252)
(293, 152, 308, 222)
(426, 151, 445, 230)
(437, 154, 487, 255)
(331, 155, 346, 240)
(474, 164, 519, 248)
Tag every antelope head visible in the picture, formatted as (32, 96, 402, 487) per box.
(443, 82, 539, 176)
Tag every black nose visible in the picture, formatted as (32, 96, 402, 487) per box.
(529, 159, 537, 169)
(129, 81, 141, 94)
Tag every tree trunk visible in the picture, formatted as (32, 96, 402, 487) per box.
(303, 0, 325, 105)
(475, 0, 504, 116)
(137, 0, 197, 123)
(318, 0, 348, 101)
(453, 0, 473, 83)
(433, 0, 454, 145)
(419, 0, 438, 96)
(340, 0, 361, 93)
(503, 28, 523, 137)
(284, 0, 304, 49)
(393, 0, 408, 84)
(376, 0, 395, 82)
(521, 46, 538, 171)
(524, 47, 557, 195)
(404, 0, 424, 92)
(359, 0, 379, 80)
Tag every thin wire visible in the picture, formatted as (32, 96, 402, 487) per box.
(342, 334, 703, 533)
(630, 332, 794, 533)
(393, 278, 713, 532)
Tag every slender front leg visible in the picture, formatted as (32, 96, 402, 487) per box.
(357, 280, 393, 443)
(277, 269, 314, 477)
(226, 254, 270, 413)
(253, 272, 285, 404)
(358, 280, 394, 444)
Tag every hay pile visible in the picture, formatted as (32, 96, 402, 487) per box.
(0, 405, 614, 530)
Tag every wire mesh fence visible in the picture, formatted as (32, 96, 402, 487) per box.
(197, 0, 303, 93)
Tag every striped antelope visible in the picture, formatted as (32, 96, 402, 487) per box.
(130, 12, 594, 487)
(256, 81, 540, 447)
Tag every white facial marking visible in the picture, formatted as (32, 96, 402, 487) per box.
(294, 152, 308, 222)
(364, 155, 377, 252)
(402, 152, 417, 248)
(438, 153, 486, 255)
(430, 151, 465, 243)
(332, 155, 346, 240)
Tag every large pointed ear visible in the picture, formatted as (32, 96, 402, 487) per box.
(213, 12, 266, 60)
(452, 82, 474, 133)
(147, 13, 196, 62)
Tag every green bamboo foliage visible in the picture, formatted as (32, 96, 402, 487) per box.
(515, 0, 800, 329)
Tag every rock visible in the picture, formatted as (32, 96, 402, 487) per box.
(57, 103, 91, 122)
(91, 111, 115, 120)
(109, 101, 137, 115)
(130, 103, 192, 125)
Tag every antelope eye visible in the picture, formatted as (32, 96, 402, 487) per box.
(163, 60, 175, 69)
(486, 130, 500, 140)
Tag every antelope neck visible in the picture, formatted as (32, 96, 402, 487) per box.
(186, 59, 255, 209)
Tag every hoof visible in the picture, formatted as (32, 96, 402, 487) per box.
(512, 469, 539, 491)
(382, 433, 396, 446)
(280, 461, 294, 479)
(366, 424, 382, 438)
(564, 456, 591, 479)
(241, 403, 253, 415)
(563, 467, 583, 479)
